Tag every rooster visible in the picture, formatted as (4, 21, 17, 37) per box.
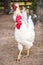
(13, 3, 35, 60)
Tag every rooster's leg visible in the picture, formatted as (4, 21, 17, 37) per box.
(17, 50, 22, 60)
(17, 43, 23, 60)
(26, 49, 29, 57)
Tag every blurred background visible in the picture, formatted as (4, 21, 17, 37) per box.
(0, 0, 43, 22)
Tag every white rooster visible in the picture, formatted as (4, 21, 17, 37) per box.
(13, 3, 35, 60)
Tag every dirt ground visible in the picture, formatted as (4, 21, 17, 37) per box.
(0, 14, 43, 65)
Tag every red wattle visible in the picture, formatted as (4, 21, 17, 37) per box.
(16, 22, 22, 29)
(16, 15, 22, 29)
(16, 15, 22, 23)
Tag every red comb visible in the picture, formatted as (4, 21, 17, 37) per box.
(13, 4, 17, 11)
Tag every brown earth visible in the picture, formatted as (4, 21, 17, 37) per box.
(0, 14, 43, 65)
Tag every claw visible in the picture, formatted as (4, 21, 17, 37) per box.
(18, 54, 22, 60)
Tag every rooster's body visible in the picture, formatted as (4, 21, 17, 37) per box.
(13, 3, 35, 60)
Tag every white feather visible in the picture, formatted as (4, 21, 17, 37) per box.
(13, 6, 35, 51)
(18, 43, 23, 51)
